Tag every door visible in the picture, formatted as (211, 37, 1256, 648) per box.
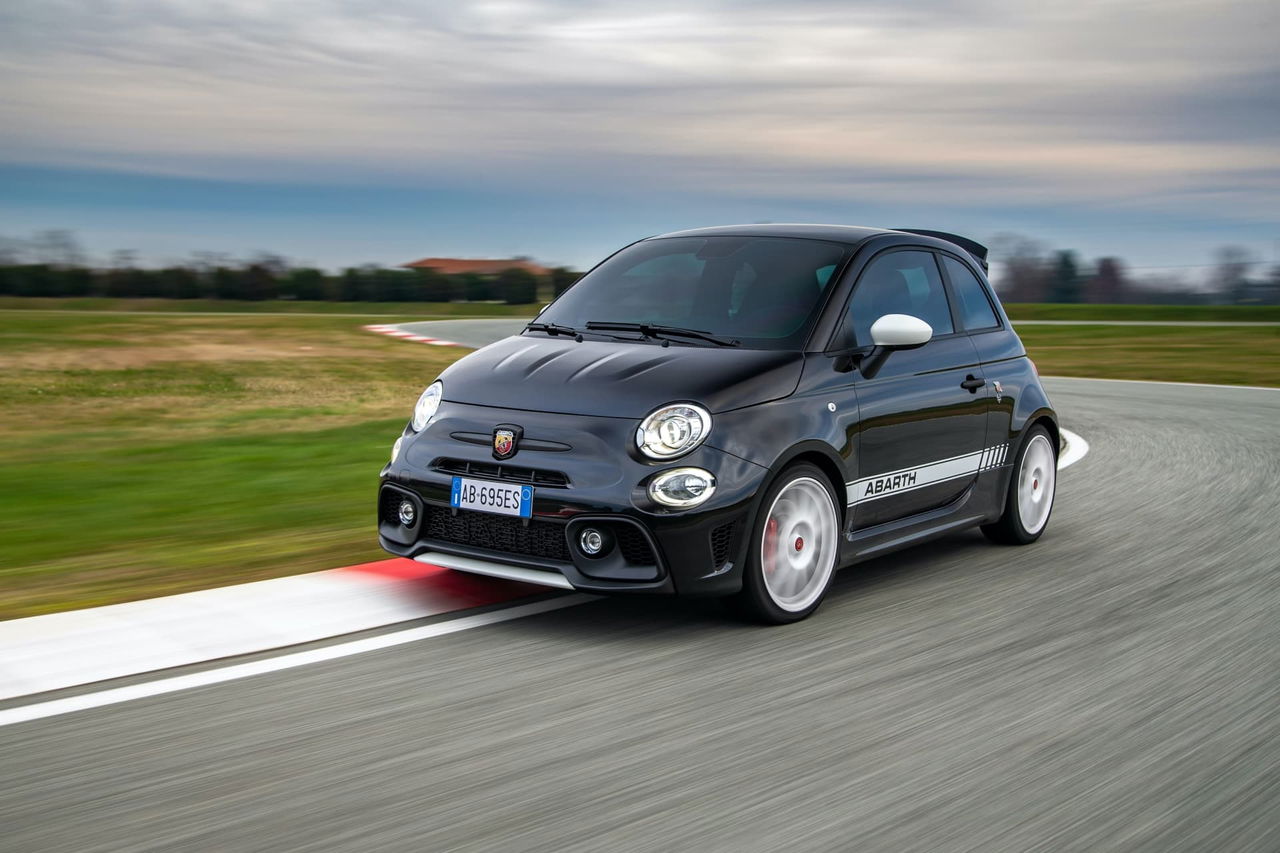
(838, 250, 990, 528)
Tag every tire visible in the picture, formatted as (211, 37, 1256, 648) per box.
(982, 425, 1057, 545)
(730, 463, 842, 624)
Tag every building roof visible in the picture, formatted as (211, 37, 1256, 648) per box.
(401, 257, 552, 276)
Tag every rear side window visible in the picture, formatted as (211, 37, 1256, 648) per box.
(942, 256, 1000, 331)
(844, 250, 954, 346)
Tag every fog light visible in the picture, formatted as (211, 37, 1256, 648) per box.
(579, 527, 605, 556)
(397, 499, 416, 526)
(649, 467, 716, 508)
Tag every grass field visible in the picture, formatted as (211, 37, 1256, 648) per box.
(0, 311, 466, 618)
(1019, 324, 1279, 386)
(1003, 303, 1280, 322)
(1, 305, 1276, 618)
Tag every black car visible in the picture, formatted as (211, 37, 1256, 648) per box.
(379, 224, 1058, 623)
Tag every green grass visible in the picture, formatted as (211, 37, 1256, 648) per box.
(0, 296, 540, 317)
(1003, 303, 1280, 322)
(0, 308, 1275, 619)
(1019, 324, 1280, 387)
(0, 310, 468, 618)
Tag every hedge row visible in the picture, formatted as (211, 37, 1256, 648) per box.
(0, 263, 583, 305)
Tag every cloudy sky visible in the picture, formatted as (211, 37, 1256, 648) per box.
(1, 0, 1276, 273)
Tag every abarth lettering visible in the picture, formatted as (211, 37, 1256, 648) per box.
(864, 471, 917, 497)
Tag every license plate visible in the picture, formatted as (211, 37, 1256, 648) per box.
(450, 477, 533, 518)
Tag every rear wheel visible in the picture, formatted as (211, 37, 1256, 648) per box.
(982, 425, 1057, 545)
(731, 463, 841, 624)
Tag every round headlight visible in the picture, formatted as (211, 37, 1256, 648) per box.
(648, 467, 717, 508)
(636, 403, 711, 460)
(411, 381, 443, 432)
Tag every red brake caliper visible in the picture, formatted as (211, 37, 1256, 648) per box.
(763, 517, 779, 574)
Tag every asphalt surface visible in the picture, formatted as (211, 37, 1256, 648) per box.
(4, 378, 1280, 852)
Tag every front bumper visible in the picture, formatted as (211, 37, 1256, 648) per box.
(378, 400, 769, 596)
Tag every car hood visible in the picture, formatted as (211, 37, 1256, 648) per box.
(439, 335, 802, 418)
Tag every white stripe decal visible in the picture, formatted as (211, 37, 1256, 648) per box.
(845, 449, 985, 485)
(846, 442, 1013, 506)
(846, 451, 984, 505)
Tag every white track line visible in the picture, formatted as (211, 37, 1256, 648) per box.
(0, 595, 591, 728)
(1058, 428, 1089, 470)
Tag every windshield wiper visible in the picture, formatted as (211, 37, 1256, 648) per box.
(584, 321, 739, 347)
(525, 322, 582, 339)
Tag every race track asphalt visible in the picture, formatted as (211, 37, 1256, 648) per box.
(3, 377, 1279, 852)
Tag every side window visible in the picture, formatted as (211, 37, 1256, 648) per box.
(844, 250, 954, 346)
(942, 256, 1000, 331)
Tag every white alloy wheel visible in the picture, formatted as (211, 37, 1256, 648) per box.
(1016, 433, 1056, 535)
(760, 476, 839, 612)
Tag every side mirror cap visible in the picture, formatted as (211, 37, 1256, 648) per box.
(869, 314, 932, 349)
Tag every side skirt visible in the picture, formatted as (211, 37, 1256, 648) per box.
(840, 467, 1007, 565)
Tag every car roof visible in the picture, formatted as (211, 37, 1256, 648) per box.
(649, 223, 891, 245)
(647, 223, 988, 270)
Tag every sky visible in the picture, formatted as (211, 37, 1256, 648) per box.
(1, 0, 1277, 276)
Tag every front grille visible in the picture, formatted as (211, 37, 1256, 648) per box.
(434, 458, 569, 487)
(710, 520, 737, 567)
(615, 524, 657, 566)
(422, 504, 570, 562)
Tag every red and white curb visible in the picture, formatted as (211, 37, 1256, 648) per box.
(0, 559, 550, 703)
(363, 324, 461, 346)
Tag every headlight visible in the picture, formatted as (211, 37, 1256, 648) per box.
(411, 381, 443, 432)
(636, 403, 711, 459)
(648, 467, 717, 508)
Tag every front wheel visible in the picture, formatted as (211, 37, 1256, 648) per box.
(982, 425, 1057, 545)
(730, 463, 841, 624)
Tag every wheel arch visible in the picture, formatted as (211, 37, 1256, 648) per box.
(760, 440, 849, 524)
(1017, 408, 1059, 457)
(1032, 413, 1060, 457)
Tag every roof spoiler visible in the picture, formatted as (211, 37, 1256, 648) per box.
(893, 229, 989, 272)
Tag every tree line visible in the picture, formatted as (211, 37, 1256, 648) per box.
(3, 229, 1277, 306)
(991, 234, 1280, 305)
(0, 232, 582, 304)
(0, 262, 582, 304)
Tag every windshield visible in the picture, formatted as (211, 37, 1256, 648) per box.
(536, 236, 851, 350)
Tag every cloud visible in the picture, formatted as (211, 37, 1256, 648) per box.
(0, 0, 1276, 220)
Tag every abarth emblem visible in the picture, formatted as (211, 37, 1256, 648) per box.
(492, 426, 520, 460)
(993, 380, 1004, 402)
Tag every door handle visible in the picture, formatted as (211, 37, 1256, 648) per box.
(960, 375, 986, 392)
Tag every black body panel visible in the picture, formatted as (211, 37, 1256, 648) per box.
(440, 336, 803, 418)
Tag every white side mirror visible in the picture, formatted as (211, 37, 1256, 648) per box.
(869, 313, 932, 348)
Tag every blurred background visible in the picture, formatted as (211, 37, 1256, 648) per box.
(0, 0, 1276, 617)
